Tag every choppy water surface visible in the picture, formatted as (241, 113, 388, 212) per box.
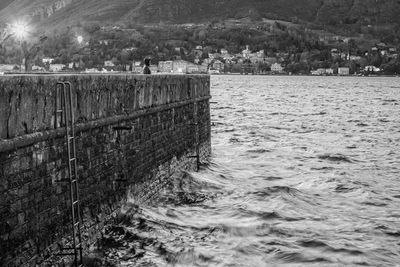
(95, 76, 400, 266)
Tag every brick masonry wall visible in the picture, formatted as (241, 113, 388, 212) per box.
(0, 74, 211, 266)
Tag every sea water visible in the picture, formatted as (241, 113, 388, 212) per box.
(92, 75, 400, 267)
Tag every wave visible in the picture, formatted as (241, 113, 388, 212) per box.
(317, 153, 353, 163)
(252, 186, 302, 198)
(272, 250, 332, 263)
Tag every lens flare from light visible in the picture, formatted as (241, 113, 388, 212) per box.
(10, 21, 30, 40)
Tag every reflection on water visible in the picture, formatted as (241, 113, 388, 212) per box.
(91, 76, 400, 266)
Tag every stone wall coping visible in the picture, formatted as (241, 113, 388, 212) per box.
(0, 73, 210, 78)
(0, 95, 211, 153)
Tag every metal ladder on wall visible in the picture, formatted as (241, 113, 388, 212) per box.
(55, 82, 83, 267)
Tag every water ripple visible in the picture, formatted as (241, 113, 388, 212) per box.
(91, 76, 400, 266)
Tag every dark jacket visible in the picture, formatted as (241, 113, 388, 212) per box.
(143, 66, 151, 74)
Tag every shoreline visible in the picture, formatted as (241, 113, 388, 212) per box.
(209, 73, 400, 78)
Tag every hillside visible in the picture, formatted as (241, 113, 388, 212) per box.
(0, 0, 400, 37)
(0, 0, 322, 27)
(0, 0, 13, 11)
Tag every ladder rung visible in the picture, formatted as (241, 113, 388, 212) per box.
(56, 179, 70, 183)
(73, 200, 79, 205)
(60, 246, 83, 250)
(74, 221, 80, 227)
(56, 110, 63, 113)
(68, 136, 74, 141)
(70, 158, 76, 161)
(56, 252, 75, 256)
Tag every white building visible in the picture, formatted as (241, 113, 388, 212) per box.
(271, 63, 284, 73)
(32, 65, 45, 71)
(172, 60, 191, 73)
(203, 58, 212, 65)
(212, 60, 224, 71)
(42, 58, 54, 64)
(158, 61, 173, 73)
(242, 45, 251, 59)
(104, 60, 115, 67)
(85, 68, 100, 73)
(0, 64, 17, 72)
(349, 55, 362, 61)
(364, 66, 380, 72)
(256, 50, 265, 58)
(187, 65, 200, 74)
(338, 67, 350, 75)
(326, 68, 334, 75)
(49, 64, 65, 72)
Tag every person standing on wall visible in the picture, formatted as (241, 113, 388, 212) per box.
(143, 58, 151, 74)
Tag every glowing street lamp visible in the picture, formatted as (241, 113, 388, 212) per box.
(10, 21, 30, 40)
(77, 35, 83, 44)
(7, 21, 31, 72)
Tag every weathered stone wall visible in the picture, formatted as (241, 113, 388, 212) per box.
(0, 74, 211, 266)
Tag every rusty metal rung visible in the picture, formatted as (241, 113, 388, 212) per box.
(60, 246, 83, 251)
(56, 179, 69, 183)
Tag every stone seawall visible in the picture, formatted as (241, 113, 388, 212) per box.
(0, 74, 211, 266)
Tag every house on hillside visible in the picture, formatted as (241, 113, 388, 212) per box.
(220, 49, 228, 55)
(187, 64, 200, 74)
(326, 68, 334, 75)
(203, 58, 212, 66)
(165, 60, 202, 74)
(158, 61, 173, 73)
(49, 64, 65, 72)
(0, 64, 17, 72)
(149, 65, 158, 73)
(42, 58, 54, 64)
(212, 60, 224, 72)
(172, 60, 190, 73)
(349, 55, 362, 61)
(32, 65, 45, 71)
(104, 60, 115, 67)
(271, 63, 284, 73)
(242, 45, 251, 59)
(338, 67, 350, 75)
(364, 66, 380, 72)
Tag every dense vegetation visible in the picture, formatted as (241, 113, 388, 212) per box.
(1, 21, 400, 75)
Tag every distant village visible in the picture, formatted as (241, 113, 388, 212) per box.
(0, 36, 398, 76)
